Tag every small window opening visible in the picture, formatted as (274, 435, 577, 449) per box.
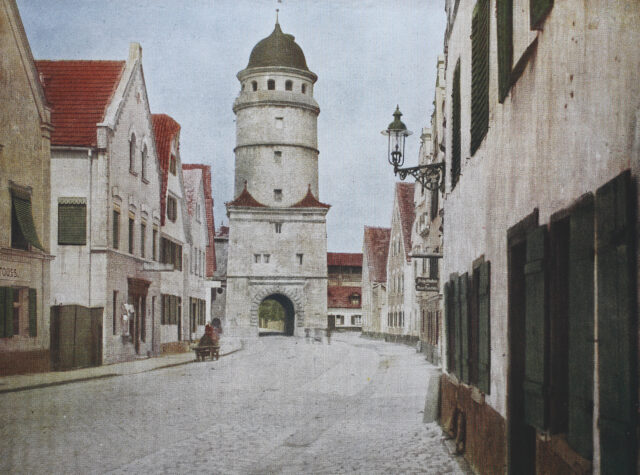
(296, 253, 303, 265)
(252, 81, 257, 91)
(274, 151, 282, 164)
(285, 80, 293, 91)
(301, 84, 307, 94)
(275, 117, 283, 129)
(263, 254, 270, 263)
(274, 189, 282, 202)
(275, 223, 282, 233)
(267, 79, 275, 90)
(254, 254, 261, 264)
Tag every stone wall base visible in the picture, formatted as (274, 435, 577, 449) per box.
(0, 350, 50, 376)
(383, 333, 419, 346)
(161, 341, 190, 354)
(536, 434, 592, 475)
(361, 331, 385, 340)
(440, 373, 506, 474)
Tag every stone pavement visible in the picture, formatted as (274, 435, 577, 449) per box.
(0, 337, 243, 394)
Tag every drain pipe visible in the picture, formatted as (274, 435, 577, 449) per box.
(88, 148, 93, 307)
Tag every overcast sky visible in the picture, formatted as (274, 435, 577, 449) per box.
(18, 0, 446, 252)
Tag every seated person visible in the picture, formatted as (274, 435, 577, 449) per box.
(199, 324, 219, 347)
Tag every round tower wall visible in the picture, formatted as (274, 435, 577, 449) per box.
(235, 105, 318, 148)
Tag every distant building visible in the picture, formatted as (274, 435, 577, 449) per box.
(326, 253, 362, 330)
(0, 0, 53, 375)
(384, 183, 417, 344)
(361, 227, 390, 339)
(225, 20, 329, 337)
(39, 44, 162, 365)
(210, 225, 228, 325)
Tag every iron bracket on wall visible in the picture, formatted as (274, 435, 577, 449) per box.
(394, 161, 446, 192)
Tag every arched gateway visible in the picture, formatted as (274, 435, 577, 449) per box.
(258, 294, 295, 336)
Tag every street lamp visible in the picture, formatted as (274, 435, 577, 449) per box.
(382, 105, 445, 192)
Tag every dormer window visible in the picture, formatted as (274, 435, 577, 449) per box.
(285, 80, 293, 91)
(267, 79, 275, 90)
(349, 293, 361, 306)
(252, 81, 258, 91)
(129, 134, 136, 172)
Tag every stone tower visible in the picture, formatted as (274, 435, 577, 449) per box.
(224, 21, 329, 338)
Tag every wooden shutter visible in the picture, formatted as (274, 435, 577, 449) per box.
(478, 260, 491, 394)
(596, 170, 636, 474)
(451, 60, 461, 189)
(0, 287, 12, 338)
(459, 273, 470, 384)
(568, 194, 594, 460)
(28, 288, 37, 337)
(11, 192, 44, 250)
(530, 0, 553, 30)
(470, 0, 490, 156)
(523, 226, 548, 430)
(451, 274, 462, 379)
(444, 281, 455, 373)
(58, 203, 87, 245)
(497, 0, 513, 103)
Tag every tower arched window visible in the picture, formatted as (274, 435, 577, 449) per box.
(141, 144, 148, 181)
(267, 79, 275, 90)
(301, 84, 306, 94)
(252, 81, 257, 91)
(129, 134, 136, 172)
(285, 80, 292, 91)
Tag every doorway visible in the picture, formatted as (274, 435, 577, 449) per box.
(258, 294, 295, 336)
(127, 278, 150, 354)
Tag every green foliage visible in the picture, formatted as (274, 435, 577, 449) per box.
(259, 299, 286, 322)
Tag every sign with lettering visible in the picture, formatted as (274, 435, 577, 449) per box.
(0, 260, 32, 284)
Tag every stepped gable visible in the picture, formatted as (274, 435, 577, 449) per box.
(292, 185, 330, 209)
(35, 60, 125, 147)
(363, 226, 391, 283)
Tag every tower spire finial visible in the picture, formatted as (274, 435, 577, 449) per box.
(276, 8, 279, 25)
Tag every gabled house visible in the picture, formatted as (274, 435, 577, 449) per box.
(327, 252, 362, 330)
(384, 182, 417, 344)
(151, 113, 191, 351)
(211, 225, 228, 325)
(361, 226, 390, 339)
(38, 43, 163, 365)
(0, 0, 53, 375)
(182, 164, 216, 338)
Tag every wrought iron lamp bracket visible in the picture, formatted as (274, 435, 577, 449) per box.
(393, 161, 445, 193)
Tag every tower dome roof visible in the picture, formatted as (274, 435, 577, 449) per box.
(246, 22, 309, 71)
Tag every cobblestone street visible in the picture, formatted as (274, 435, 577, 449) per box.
(1, 334, 469, 474)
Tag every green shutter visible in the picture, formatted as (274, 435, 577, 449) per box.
(596, 171, 636, 474)
(568, 194, 594, 460)
(0, 287, 12, 338)
(451, 60, 461, 190)
(28, 288, 37, 337)
(523, 226, 548, 430)
(470, 0, 490, 156)
(497, 0, 513, 103)
(11, 193, 44, 251)
(451, 274, 462, 379)
(58, 203, 87, 245)
(478, 261, 491, 394)
(459, 273, 470, 384)
(530, 0, 553, 30)
(444, 281, 454, 373)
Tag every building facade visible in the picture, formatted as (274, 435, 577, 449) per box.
(225, 21, 329, 338)
(383, 182, 417, 344)
(40, 44, 163, 365)
(440, 1, 640, 473)
(0, 0, 53, 375)
(211, 225, 228, 324)
(361, 226, 390, 339)
(327, 252, 362, 330)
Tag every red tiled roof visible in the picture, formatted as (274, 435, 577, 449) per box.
(396, 182, 415, 262)
(363, 226, 391, 283)
(292, 185, 331, 209)
(327, 252, 363, 267)
(151, 113, 181, 226)
(226, 183, 267, 208)
(328, 286, 362, 309)
(216, 226, 229, 238)
(35, 60, 125, 147)
(183, 164, 216, 277)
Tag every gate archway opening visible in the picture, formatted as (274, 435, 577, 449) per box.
(258, 294, 295, 336)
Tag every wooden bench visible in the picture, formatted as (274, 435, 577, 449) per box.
(194, 345, 220, 361)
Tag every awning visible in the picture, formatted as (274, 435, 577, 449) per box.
(11, 190, 44, 251)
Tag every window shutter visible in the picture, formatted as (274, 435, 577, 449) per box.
(478, 261, 491, 394)
(11, 192, 44, 250)
(523, 226, 548, 430)
(450, 274, 462, 379)
(497, 0, 513, 103)
(596, 171, 636, 474)
(58, 202, 87, 245)
(568, 194, 594, 460)
(530, 0, 553, 30)
(28, 288, 37, 337)
(459, 273, 470, 384)
(451, 60, 461, 190)
(444, 281, 455, 373)
(470, 0, 490, 156)
(0, 287, 12, 338)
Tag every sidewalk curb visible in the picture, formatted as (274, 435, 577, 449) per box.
(0, 346, 244, 395)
